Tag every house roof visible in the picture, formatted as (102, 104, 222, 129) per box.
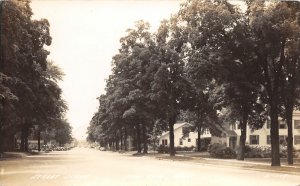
(224, 130, 237, 137)
(159, 122, 192, 138)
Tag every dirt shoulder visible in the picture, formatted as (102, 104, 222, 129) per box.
(122, 151, 300, 175)
(0, 151, 44, 160)
(155, 152, 300, 175)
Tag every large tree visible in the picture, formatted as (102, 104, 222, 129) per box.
(177, 0, 267, 160)
(0, 0, 67, 153)
(246, 0, 300, 166)
(150, 18, 195, 156)
(276, 2, 300, 165)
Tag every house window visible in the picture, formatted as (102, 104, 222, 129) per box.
(279, 120, 287, 129)
(162, 139, 168, 145)
(266, 119, 271, 129)
(267, 135, 271, 145)
(231, 123, 236, 130)
(267, 135, 287, 145)
(295, 135, 300, 145)
(179, 139, 183, 145)
(182, 127, 190, 136)
(279, 135, 287, 145)
(294, 120, 300, 129)
(204, 128, 210, 134)
(250, 135, 259, 145)
(188, 138, 191, 142)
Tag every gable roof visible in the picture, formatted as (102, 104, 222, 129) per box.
(159, 122, 192, 138)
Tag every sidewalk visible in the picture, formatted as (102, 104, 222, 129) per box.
(122, 151, 300, 175)
(158, 152, 300, 175)
(0, 151, 43, 160)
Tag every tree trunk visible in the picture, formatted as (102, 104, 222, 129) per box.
(284, 77, 296, 165)
(270, 102, 280, 166)
(2, 133, 14, 152)
(136, 124, 142, 153)
(0, 2, 4, 157)
(237, 107, 248, 160)
(110, 140, 113, 150)
(115, 137, 119, 151)
(0, 130, 3, 156)
(286, 104, 293, 165)
(38, 130, 41, 152)
(142, 124, 148, 154)
(109, 140, 112, 150)
(169, 117, 176, 156)
(24, 126, 29, 152)
(197, 126, 201, 152)
(21, 126, 26, 151)
(124, 128, 128, 151)
(120, 133, 123, 150)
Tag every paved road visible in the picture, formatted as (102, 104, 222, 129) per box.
(1, 148, 300, 186)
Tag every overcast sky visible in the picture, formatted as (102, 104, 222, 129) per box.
(31, 0, 183, 140)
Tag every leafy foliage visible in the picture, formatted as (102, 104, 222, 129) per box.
(0, 0, 70, 152)
(87, 0, 300, 166)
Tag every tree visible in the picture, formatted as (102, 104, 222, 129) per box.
(246, 0, 300, 166)
(177, 0, 267, 160)
(117, 20, 157, 153)
(178, 87, 221, 152)
(277, 1, 300, 165)
(0, 0, 67, 153)
(54, 119, 72, 147)
(150, 18, 195, 156)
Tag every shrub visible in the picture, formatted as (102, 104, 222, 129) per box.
(209, 143, 236, 159)
(235, 145, 299, 158)
(280, 146, 299, 158)
(208, 143, 225, 153)
(295, 150, 300, 158)
(157, 145, 169, 154)
(157, 145, 195, 154)
(242, 145, 270, 158)
(175, 146, 195, 151)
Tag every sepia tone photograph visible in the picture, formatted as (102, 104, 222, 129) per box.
(0, 0, 300, 185)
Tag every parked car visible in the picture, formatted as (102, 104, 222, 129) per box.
(99, 147, 106, 151)
(55, 147, 66, 151)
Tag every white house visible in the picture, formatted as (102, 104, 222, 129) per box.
(158, 111, 300, 150)
(229, 111, 300, 149)
(158, 122, 212, 149)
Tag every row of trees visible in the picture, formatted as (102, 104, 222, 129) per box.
(0, 0, 72, 154)
(87, 0, 300, 166)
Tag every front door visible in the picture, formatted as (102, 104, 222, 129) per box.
(229, 137, 237, 149)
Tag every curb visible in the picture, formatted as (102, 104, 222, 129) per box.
(0, 151, 44, 159)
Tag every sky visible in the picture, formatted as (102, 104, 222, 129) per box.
(30, 0, 183, 140)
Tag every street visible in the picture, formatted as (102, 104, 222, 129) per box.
(0, 148, 300, 186)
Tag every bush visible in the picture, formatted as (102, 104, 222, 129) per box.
(239, 145, 270, 158)
(239, 145, 298, 158)
(280, 146, 299, 158)
(157, 145, 195, 154)
(295, 150, 300, 158)
(208, 143, 236, 159)
(175, 146, 195, 151)
(208, 143, 225, 153)
(157, 145, 169, 154)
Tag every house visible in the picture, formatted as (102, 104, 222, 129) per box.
(158, 111, 300, 150)
(228, 111, 300, 149)
(158, 122, 212, 149)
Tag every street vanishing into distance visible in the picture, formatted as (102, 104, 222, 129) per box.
(1, 148, 300, 186)
(2, 1, 300, 186)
